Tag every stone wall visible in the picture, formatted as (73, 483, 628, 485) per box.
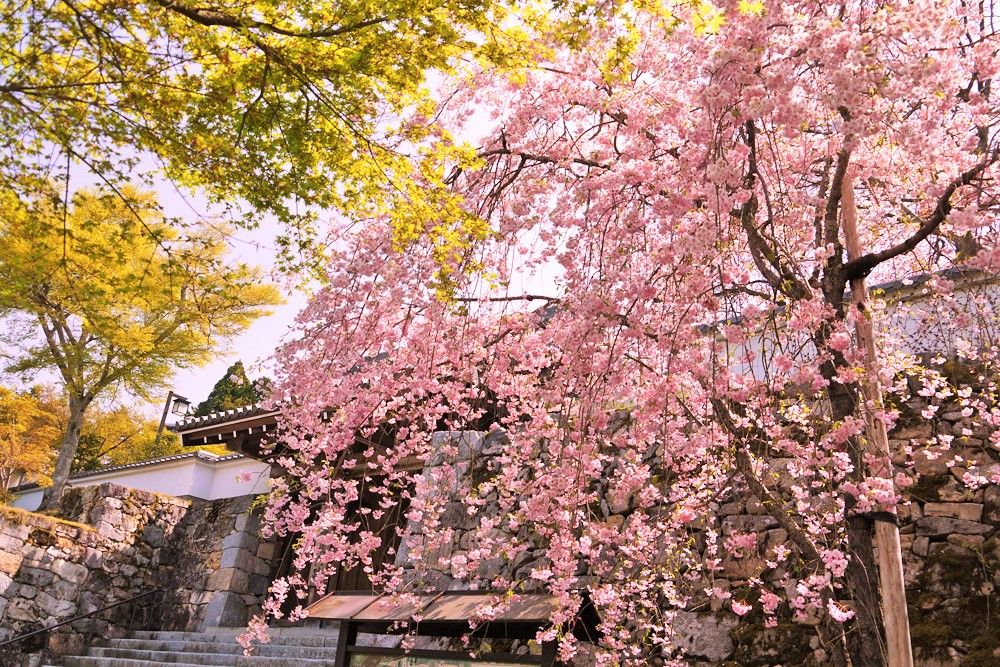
(0, 483, 277, 665)
(159, 492, 275, 630)
(395, 408, 1000, 665)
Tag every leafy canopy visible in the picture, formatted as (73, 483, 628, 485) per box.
(0, 0, 536, 272)
(72, 405, 183, 472)
(0, 386, 61, 494)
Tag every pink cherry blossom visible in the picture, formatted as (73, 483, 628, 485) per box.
(249, 2, 1000, 664)
(732, 601, 753, 617)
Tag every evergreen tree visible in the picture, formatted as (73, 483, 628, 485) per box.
(194, 361, 269, 416)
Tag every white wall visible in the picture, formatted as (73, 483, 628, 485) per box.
(11, 452, 271, 512)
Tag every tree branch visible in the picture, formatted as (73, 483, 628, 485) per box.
(843, 152, 999, 279)
(152, 0, 389, 39)
(708, 397, 821, 562)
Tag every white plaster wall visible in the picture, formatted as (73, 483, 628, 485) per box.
(207, 458, 271, 499)
(11, 454, 272, 512)
(13, 488, 44, 512)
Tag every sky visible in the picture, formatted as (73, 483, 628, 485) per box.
(147, 183, 308, 419)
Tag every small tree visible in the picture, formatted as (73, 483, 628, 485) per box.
(194, 361, 270, 417)
(73, 405, 182, 472)
(0, 186, 281, 509)
(0, 386, 61, 497)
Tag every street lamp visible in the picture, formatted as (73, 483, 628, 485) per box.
(154, 391, 191, 447)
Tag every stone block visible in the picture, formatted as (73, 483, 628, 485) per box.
(233, 511, 252, 533)
(222, 530, 257, 551)
(78, 591, 101, 615)
(220, 547, 256, 571)
(5, 597, 40, 622)
(201, 591, 248, 628)
(895, 424, 932, 440)
(947, 534, 986, 549)
(984, 486, 1000, 524)
(923, 502, 983, 522)
(51, 559, 89, 584)
(428, 430, 486, 466)
(912, 536, 930, 557)
(252, 557, 270, 576)
(256, 541, 276, 561)
(141, 524, 165, 548)
(721, 514, 778, 534)
(47, 631, 86, 656)
(937, 478, 982, 503)
(21, 545, 52, 568)
(720, 555, 766, 580)
(913, 450, 950, 476)
(190, 590, 213, 605)
(36, 591, 75, 617)
(248, 573, 270, 595)
(440, 502, 478, 531)
(206, 567, 248, 592)
(476, 557, 505, 582)
(916, 516, 992, 536)
(672, 610, 737, 662)
(19, 567, 53, 587)
(0, 550, 22, 576)
(49, 578, 79, 600)
(94, 507, 123, 529)
(83, 548, 103, 569)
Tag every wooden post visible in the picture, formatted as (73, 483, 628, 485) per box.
(840, 173, 914, 667)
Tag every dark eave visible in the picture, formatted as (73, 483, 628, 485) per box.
(173, 404, 281, 457)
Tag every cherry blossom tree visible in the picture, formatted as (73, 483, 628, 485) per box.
(253, 1, 1000, 664)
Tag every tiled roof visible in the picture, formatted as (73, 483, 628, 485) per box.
(173, 404, 277, 431)
(11, 450, 246, 493)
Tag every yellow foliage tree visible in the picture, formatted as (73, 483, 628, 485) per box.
(0, 386, 61, 497)
(73, 405, 182, 472)
(0, 186, 282, 508)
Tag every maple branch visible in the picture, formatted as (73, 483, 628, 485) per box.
(843, 151, 999, 279)
(152, 0, 389, 39)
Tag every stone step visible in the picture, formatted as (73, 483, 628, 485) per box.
(64, 658, 216, 667)
(107, 638, 341, 658)
(89, 648, 236, 665)
(130, 630, 339, 647)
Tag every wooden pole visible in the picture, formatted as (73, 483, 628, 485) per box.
(840, 173, 914, 667)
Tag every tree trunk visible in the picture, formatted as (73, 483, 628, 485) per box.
(815, 262, 888, 666)
(824, 335, 888, 666)
(39, 394, 87, 511)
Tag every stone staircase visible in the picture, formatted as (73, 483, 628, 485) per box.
(48, 627, 342, 667)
